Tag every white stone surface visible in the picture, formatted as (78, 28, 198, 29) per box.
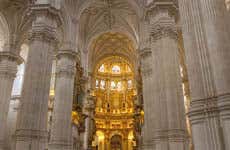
(0, 52, 22, 150)
(49, 50, 78, 150)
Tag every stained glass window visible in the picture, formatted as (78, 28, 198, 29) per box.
(112, 65, 120, 73)
(99, 64, 105, 72)
(100, 80, 106, 89)
(111, 81, 116, 90)
(96, 80, 99, 88)
(117, 81, 122, 91)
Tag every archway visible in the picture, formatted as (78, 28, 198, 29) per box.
(88, 32, 141, 150)
(110, 135, 122, 150)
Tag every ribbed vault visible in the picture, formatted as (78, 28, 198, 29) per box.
(78, 0, 141, 52)
(88, 32, 138, 73)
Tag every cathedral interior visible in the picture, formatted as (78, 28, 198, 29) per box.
(0, 0, 230, 150)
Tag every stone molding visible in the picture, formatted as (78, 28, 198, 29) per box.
(146, 0, 179, 41)
(153, 129, 187, 142)
(0, 51, 23, 78)
(27, 4, 62, 45)
(56, 50, 79, 61)
(188, 96, 219, 125)
(218, 93, 230, 120)
(28, 25, 59, 45)
(0, 51, 23, 65)
(15, 129, 48, 141)
(151, 23, 178, 41)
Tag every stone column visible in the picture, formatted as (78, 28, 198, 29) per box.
(139, 17, 156, 150)
(139, 48, 155, 150)
(199, 1, 230, 150)
(147, 1, 187, 150)
(82, 95, 95, 150)
(178, 0, 230, 149)
(0, 51, 22, 150)
(15, 4, 60, 150)
(49, 50, 78, 150)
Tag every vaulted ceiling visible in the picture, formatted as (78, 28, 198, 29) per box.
(88, 32, 137, 71)
(78, 0, 142, 52)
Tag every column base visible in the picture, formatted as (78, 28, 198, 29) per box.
(141, 141, 155, 150)
(15, 129, 48, 150)
(49, 144, 72, 150)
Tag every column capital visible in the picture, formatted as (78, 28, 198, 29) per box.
(146, 0, 179, 41)
(56, 50, 80, 61)
(55, 50, 79, 78)
(27, 4, 62, 45)
(0, 51, 23, 64)
(0, 52, 23, 78)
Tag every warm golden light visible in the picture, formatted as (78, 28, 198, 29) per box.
(93, 55, 137, 149)
(49, 89, 55, 96)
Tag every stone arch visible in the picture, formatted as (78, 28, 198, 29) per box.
(77, 0, 142, 61)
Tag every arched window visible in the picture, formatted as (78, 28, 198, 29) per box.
(99, 64, 105, 72)
(100, 80, 106, 89)
(117, 81, 122, 91)
(112, 65, 120, 74)
(111, 81, 116, 90)
(96, 80, 99, 88)
(11, 44, 29, 96)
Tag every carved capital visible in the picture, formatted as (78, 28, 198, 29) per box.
(151, 24, 178, 41)
(146, 0, 179, 40)
(0, 51, 23, 78)
(56, 50, 79, 61)
(27, 4, 62, 45)
(55, 50, 79, 79)
(139, 48, 152, 59)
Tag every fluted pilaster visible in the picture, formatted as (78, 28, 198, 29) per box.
(49, 50, 78, 150)
(139, 48, 155, 150)
(146, 1, 188, 150)
(199, 1, 230, 149)
(15, 3, 60, 150)
(0, 52, 22, 150)
(178, 0, 230, 149)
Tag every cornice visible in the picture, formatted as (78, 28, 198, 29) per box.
(0, 51, 23, 65)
